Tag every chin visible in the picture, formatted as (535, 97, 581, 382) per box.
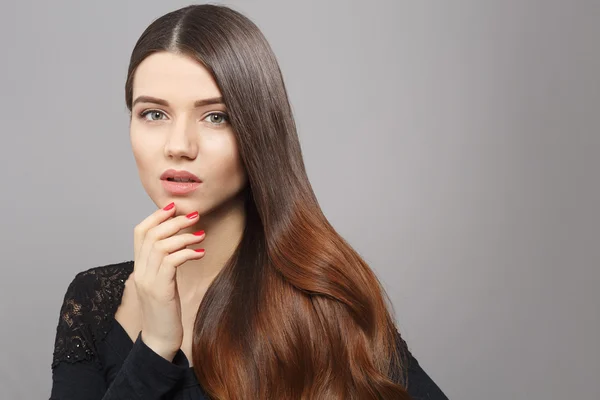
(147, 193, 201, 215)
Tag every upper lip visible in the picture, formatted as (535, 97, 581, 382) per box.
(160, 169, 202, 182)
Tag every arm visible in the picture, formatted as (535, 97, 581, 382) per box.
(49, 270, 188, 399)
(50, 332, 189, 400)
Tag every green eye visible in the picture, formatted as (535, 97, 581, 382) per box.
(204, 112, 229, 125)
(137, 110, 229, 125)
(139, 110, 166, 121)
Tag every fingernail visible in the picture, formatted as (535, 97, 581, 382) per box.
(194, 248, 205, 253)
(186, 211, 199, 219)
(193, 230, 205, 236)
(163, 202, 175, 211)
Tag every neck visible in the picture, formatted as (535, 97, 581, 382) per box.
(174, 193, 246, 303)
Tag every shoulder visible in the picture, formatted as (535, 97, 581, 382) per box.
(59, 260, 134, 323)
(51, 260, 134, 369)
(65, 260, 134, 298)
(69, 260, 134, 287)
(395, 332, 449, 399)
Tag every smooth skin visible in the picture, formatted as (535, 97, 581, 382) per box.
(115, 51, 248, 366)
(134, 205, 205, 362)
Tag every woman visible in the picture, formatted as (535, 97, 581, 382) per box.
(50, 4, 448, 400)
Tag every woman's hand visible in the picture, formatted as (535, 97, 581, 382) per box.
(132, 201, 206, 361)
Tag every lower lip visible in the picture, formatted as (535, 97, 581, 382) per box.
(161, 180, 201, 195)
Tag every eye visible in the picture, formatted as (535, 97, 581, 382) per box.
(137, 110, 229, 125)
(139, 109, 166, 121)
(203, 112, 229, 126)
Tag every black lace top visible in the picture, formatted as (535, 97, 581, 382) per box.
(49, 260, 448, 400)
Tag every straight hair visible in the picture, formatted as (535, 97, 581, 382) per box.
(124, 4, 411, 399)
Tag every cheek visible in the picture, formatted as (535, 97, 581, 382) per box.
(210, 154, 244, 185)
(205, 138, 246, 185)
(131, 145, 149, 174)
(130, 132, 159, 172)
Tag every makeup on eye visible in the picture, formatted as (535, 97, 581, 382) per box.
(137, 109, 229, 125)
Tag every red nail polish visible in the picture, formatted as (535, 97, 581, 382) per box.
(193, 230, 205, 236)
(194, 248, 205, 253)
(163, 202, 175, 211)
(186, 211, 199, 219)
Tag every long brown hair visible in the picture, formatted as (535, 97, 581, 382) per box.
(124, 4, 411, 399)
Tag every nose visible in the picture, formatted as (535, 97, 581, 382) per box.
(163, 118, 198, 160)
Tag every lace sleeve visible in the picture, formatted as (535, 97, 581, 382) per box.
(51, 271, 100, 369)
(51, 262, 133, 370)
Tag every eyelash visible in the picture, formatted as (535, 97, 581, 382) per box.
(137, 109, 229, 126)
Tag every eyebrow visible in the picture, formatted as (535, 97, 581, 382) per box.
(132, 95, 225, 108)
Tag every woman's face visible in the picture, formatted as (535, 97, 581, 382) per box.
(129, 51, 247, 217)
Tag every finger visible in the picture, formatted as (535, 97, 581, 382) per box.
(144, 231, 206, 277)
(157, 248, 206, 283)
(134, 202, 177, 275)
(139, 211, 200, 277)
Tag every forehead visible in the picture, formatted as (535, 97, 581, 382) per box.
(132, 51, 222, 103)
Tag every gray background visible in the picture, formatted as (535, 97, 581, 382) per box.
(1, 1, 598, 399)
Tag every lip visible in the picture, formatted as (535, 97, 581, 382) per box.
(161, 180, 201, 195)
(160, 169, 202, 195)
(160, 169, 202, 182)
